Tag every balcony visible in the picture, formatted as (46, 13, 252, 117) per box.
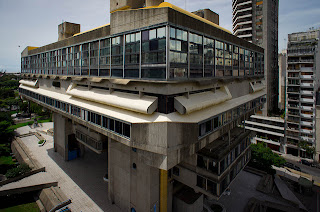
(300, 83, 313, 88)
(300, 75, 313, 79)
(300, 90, 313, 95)
(301, 106, 313, 111)
(300, 121, 313, 127)
(300, 128, 314, 135)
(75, 130, 107, 153)
(288, 59, 314, 64)
(301, 98, 314, 103)
(301, 113, 313, 119)
(300, 136, 315, 143)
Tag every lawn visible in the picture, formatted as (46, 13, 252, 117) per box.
(0, 156, 15, 165)
(8, 118, 52, 130)
(8, 121, 33, 130)
(0, 202, 39, 212)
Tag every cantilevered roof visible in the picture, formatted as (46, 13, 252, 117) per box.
(66, 84, 158, 114)
(19, 85, 265, 124)
(19, 80, 38, 88)
(174, 86, 232, 114)
(250, 81, 265, 93)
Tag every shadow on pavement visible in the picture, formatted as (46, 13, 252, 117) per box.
(47, 147, 113, 212)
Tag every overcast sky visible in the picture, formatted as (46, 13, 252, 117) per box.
(0, 0, 319, 73)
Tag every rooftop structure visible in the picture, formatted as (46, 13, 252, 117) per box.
(19, 1, 266, 211)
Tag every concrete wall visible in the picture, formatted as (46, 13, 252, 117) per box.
(108, 138, 160, 211)
(53, 113, 73, 160)
(192, 9, 219, 25)
(58, 22, 80, 41)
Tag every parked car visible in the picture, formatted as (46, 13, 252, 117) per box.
(300, 159, 313, 166)
(283, 162, 301, 172)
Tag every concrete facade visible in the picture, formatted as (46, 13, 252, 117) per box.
(286, 29, 320, 160)
(232, 0, 279, 115)
(278, 50, 286, 110)
(19, 1, 266, 211)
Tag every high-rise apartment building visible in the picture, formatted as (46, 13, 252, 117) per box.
(19, 1, 265, 211)
(232, 0, 279, 115)
(286, 29, 320, 160)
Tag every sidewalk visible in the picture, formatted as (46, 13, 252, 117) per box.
(16, 123, 120, 212)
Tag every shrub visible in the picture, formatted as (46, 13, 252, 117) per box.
(5, 163, 31, 178)
(38, 140, 44, 144)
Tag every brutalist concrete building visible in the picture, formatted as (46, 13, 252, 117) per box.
(19, 1, 265, 211)
(232, 0, 279, 115)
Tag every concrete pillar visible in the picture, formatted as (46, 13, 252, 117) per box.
(108, 138, 160, 211)
(145, 0, 164, 7)
(53, 112, 74, 161)
(160, 170, 168, 212)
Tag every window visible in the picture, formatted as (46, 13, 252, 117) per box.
(215, 40, 224, 77)
(125, 32, 140, 78)
(100, 38, 111, 76)
(204, 37, 214, 77)
(169, 27, 188, 78)
(111, 36, 123, 77)
(190, 32, 203, 78)
(141, 27, 166, 79)
(196, 175, 206, 189)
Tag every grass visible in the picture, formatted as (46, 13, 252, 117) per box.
(0, 156, 15, 165)
(0, 202, 39, 212)
(8, 118, 52, 130)
(8, 122, 33, 130)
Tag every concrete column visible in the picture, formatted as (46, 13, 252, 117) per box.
(160, 170, 168, 212)
(108, 138, 160, 211)
(53, 112, 74, 161)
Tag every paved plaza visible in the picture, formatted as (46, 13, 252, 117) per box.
(16, 123, 120, 212)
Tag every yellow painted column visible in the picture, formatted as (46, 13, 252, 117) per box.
(160, 169, 168, 212)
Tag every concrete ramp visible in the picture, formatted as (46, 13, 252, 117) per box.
(274, 175, 307, 211)
(0, 172, 57, 196)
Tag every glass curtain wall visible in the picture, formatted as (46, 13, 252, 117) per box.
(21, 25, 264, 80)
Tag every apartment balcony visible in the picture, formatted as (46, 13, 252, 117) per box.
(287, 83, 300, 86)
(287, 104, 299, 109)
(300, 136, 315, 143)
(232, 0, 252, 11)
(287, 76, 300, 80)
(233, 7, 252, 20)
(300, 90, 313, 95)
(233, 20, 252, 31)
(300, 83, 313, 88)
(287, 117, 300, 124)
(234, 27, 253, 35)
(287, 69, 300, 73)
(300, 128, 314, 135)
(301, 106, 313, 111)
(300, 121, 313, 127)
(300, 75, 313, 80)
(255, 137, 281, 146)
(288, 59, 315, 64)
(287, 89, 300, 94)
(301, 113, 313, 119)
(301, 98, 314, 104)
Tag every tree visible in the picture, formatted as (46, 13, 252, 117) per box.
(249, 143, 286, 174)
(298, 141, 315, 156)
